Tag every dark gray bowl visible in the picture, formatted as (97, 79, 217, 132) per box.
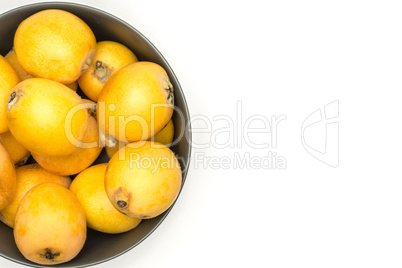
(0, 2, 191, 267)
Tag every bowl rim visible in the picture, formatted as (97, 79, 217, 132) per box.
(0, 2, 192, 268)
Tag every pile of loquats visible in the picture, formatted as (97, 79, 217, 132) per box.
(0, 9, 182, 265)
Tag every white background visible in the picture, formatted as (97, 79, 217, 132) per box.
(1, 0, 402, 267)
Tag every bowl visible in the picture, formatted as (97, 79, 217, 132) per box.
(0, 2, 191, 267)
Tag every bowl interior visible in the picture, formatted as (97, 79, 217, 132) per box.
(0, 2, 191, 267)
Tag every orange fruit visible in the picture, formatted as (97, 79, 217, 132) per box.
(7, 78, 89, 156)
(0, 164, 71, 228)
(5, 48, 33, 81)
(106, 119, 174, 158)
(70, 164, 142, 234)
(78, 41, 138, 101)
(97, 61, 174, 142)
(5, 48, 78, 91)
(14, 9, 96, 84)
(0, 143, 17, 211)
(149, 119, 174, 146)
(105, 141, 182, 219)
(105, 139, 128, 159)
(14, 182, 86, 265)
(0, 131, 30, 167)
(0, 55, 20, 134)
(32, 115, 103, 176)
(66, 81, 78, 92)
